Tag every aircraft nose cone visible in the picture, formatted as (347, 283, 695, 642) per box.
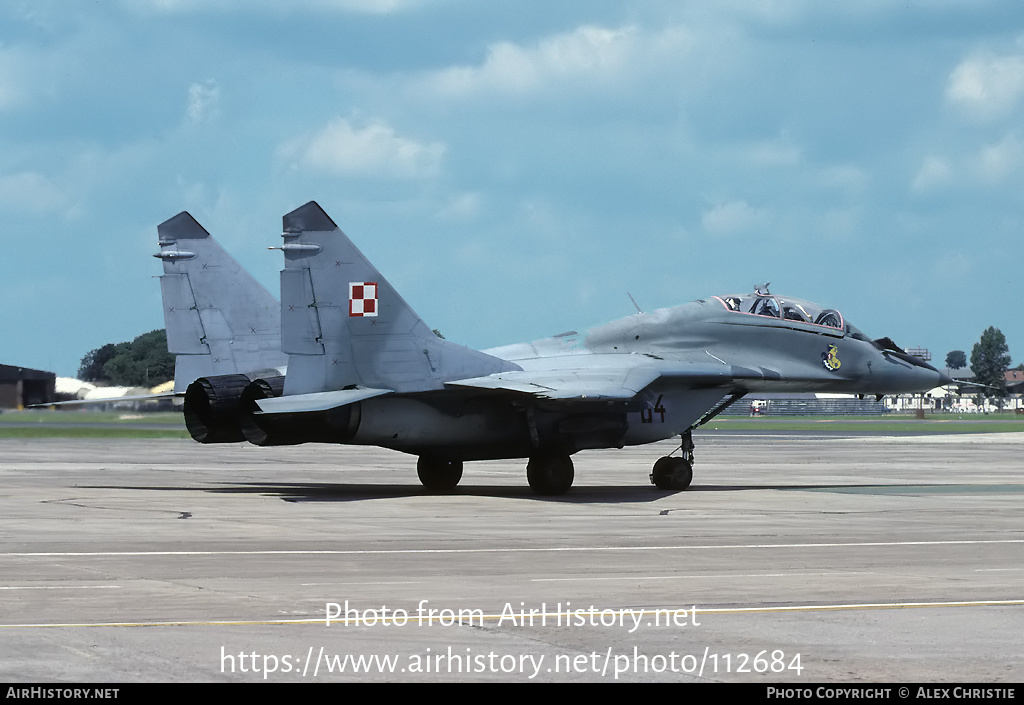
(910, 362, 948, 391)
(874, 347, 949, 394)
(904, 368, 944, 393)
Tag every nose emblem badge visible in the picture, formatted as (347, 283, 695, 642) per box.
(822, 344, 842, 371)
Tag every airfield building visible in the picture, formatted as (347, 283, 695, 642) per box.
(0, 364, 56, 409)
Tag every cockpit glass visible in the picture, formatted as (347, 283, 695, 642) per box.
(750, 297, 780, 317)
(714, 293, 844, 331)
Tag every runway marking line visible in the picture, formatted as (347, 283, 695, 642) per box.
(3, 538, 1023, 557)
(532, 571, 869, 582)
(0, 585, 120, 590)
(2, 599, 1023, 629)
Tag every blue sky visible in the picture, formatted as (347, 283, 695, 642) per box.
(2, 1, 1021, 377)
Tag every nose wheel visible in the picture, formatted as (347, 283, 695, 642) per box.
(651, 431, 694, 490)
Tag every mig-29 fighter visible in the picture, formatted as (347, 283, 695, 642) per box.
(178, 202, 948, 494)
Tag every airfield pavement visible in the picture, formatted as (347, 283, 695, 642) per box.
(1, 431, 1022, 683)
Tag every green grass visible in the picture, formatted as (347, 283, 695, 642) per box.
(0, 409, 187, 438)
(0, 410, 183, 425)
(704, 414, 1024, 434)
(0, 427, 190, 439)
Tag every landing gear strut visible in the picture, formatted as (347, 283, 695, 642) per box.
(650, 430, 694, 490)
(417, 456, 463, 491)
(527, 454, 574, 495)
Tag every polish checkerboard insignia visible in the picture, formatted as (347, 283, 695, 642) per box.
(349, 282, 378, 317)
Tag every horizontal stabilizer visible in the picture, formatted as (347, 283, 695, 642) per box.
(255, 386, 392, 415)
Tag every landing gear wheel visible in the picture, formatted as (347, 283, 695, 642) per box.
(417, 456, 463, 491)
(651, 429, 695, 490)
(527, 454, 574, 495)
(650, 456, 693, 490)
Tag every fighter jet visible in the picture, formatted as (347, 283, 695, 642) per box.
(179, 201, 949, 495)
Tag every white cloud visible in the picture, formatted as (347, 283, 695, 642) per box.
(0, 79, 19, 111)
(423, 24, 690, 98)
(279, 118, 445, 179)
(701, 200, 767, 236)
(912, 156, 953, 193)
(975, 133, 1024, 183)
(434, 192, 482, 221)
(0, 64, 22, 111)
(813, 208, 859, 242)
(0, 47, 34, 111)
(122, 0, 419, 15)
(186, 79, 220, 123)
(0, 172, 67, 214)
(745, 139, 802, 167)
(946, 51, 1024, 121)
(929, 252, 975, 280)
(820, 164, 869, 195)
(912, 137, 1024, 191)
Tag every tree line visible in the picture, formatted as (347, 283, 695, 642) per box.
(78, 330, 175, 387)
(946, 326, 1017, 400)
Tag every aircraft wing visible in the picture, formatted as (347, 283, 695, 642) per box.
(29, 392, 182, 408)
(447, 352, 747, 401)
(446, 365, 662, 401)
(447, 350, 841, 401)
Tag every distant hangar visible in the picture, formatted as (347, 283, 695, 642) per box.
(0, 364, 56, 409)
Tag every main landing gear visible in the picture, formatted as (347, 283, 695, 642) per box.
(417, 456, 463, 491)
(650, 430, 694, 490)
(527, 453, 575, 495)
(416, 453, 576, 495)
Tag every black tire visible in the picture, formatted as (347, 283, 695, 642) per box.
(670, 457, 693, 489)
(651, 456, 676, 489)
(526, 454, 574, 495)
(417, 456, 463, 491)
(651, 456, 692, 490)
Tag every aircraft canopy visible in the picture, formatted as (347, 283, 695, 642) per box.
(714, 292, 845, 331)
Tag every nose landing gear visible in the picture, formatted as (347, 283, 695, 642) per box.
(650, 430, 694, 490)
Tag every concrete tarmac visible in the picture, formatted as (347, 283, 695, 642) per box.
(1, 432, 1022, 683)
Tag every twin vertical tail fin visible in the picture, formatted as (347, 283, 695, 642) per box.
(168, 201, 518, 444)
(275, 201, 519, 397)
(156, 212, 287, 393)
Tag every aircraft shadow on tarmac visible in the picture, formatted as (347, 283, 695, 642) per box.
(74, 481, 994, 503)
(82, 482, 666, 503)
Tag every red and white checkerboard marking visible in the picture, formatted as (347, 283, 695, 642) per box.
(349, 282, 378, 317)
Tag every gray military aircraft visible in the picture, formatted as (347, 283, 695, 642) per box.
(178, 201, 950, 495)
